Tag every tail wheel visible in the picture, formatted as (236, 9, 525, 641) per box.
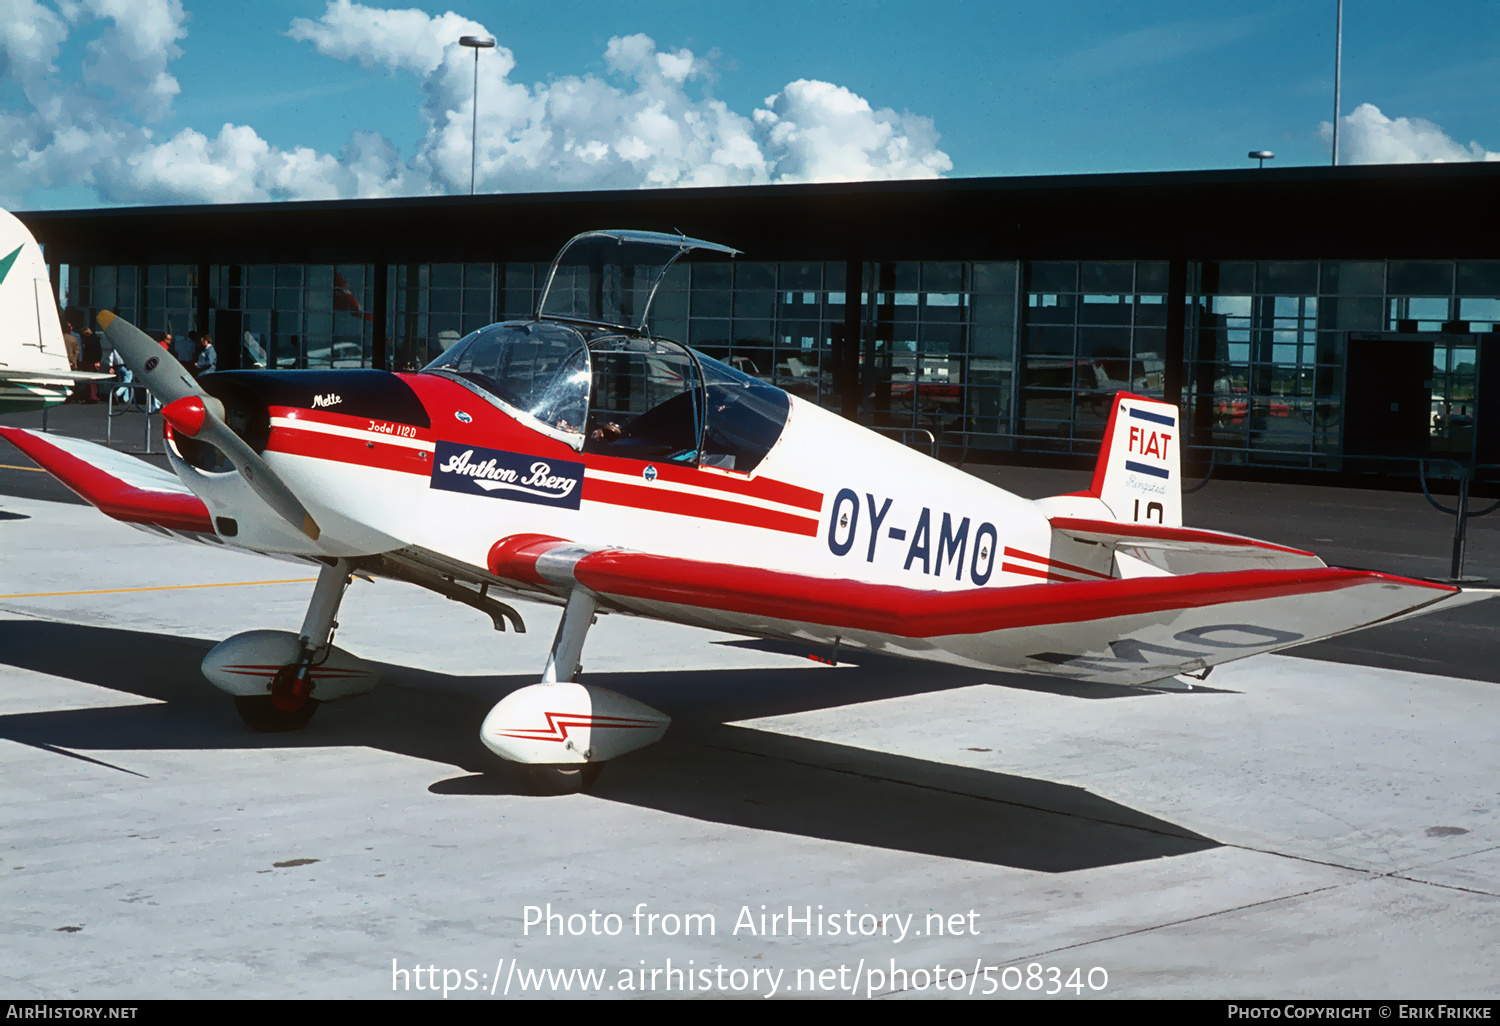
(522, 763, 604, 796)
(234, 695, 320, 732)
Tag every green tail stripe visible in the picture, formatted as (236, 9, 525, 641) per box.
(0, 244, 22, 286)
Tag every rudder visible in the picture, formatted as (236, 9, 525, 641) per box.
(1087, 392, 1181, 527)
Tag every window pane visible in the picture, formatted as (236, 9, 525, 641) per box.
(1457, 262, 1500, 296)
(691, 291, 731, 318)
(1079, 261, 1132, 293)
(1026, 325, 1073, 355)
(972, 262, 1017, 295)
(1209, 261, 1255, 294)
(972, 293, 1014, 327)
(1259, 261, 1317, 294)
(733, 291, 775, 318)
(921, 262, 963, 291)
(728, 262, 773, 290)
(693, 263, 732, 290)
(1136, 261, 1169, 292)
(1388, 261, 1452, 296)
(1029, 262, 1076, 292)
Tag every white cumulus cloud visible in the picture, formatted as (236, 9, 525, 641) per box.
(1321, 103, 1500, 164)
(286, 0, 486, 77)
(0, 0, 952, 208)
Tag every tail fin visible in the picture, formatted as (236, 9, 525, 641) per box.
(0, 208, 69, 376)
(1085, 392, 1182, 527)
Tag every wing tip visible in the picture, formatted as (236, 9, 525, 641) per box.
(96, 310, 115, 329)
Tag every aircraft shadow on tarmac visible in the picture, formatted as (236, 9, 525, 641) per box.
(0, 618, 1219, 873)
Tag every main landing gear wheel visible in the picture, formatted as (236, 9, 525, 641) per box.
(523, 763, 604, 796)
(234, 694, 320, 732)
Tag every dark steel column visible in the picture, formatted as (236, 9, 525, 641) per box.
(372, 258, 389, 370)
(1164, 254, 1187, 410)
(840, 253, 862, 418)
(196, 261, 211, 337)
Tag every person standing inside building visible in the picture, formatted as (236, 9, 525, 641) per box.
(194, 334, 217, 376)
(63, 321, 81, 402)
(63, 322, 80, 369)
(79, 325, 102, 402)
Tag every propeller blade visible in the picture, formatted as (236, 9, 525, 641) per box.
(96, 310, 200, 405)
(102, 309, 323, 541)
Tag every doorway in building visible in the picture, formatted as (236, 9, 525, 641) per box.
(1343, 331, 1482, 460)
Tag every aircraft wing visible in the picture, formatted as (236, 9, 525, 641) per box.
(0, 426, 213, 536)
(489, 536, 1484, 685)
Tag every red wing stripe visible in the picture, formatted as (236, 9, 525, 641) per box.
(567, 552, 1455, 640)
(1003, 545, 1113, 580)
(0, 426, 213, 534)
(584, 478, 820, 537)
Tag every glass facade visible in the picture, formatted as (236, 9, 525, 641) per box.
(1185, 259, 1500, 467)
(1020, 260, 1167, 451)
(62, 256, 1500, 469)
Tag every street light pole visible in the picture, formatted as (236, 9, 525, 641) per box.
(459, 34, 496, 195)
(1331, 0, 1343, 166)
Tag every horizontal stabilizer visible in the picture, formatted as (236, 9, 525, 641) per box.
(0, 368, 116, 383)
(1049, 516, 1326, 575)
(0, 426, 212, 535)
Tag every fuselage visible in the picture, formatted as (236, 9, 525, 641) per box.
(163, 366, 1075, 638)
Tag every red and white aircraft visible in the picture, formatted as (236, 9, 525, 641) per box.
(3, 230, 1490, 792)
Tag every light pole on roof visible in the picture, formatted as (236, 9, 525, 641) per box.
(459, 34, 496, 196)
(1331, 0, 1343, 166)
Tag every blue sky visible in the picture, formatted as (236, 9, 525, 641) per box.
(4, 0, 1496, 210)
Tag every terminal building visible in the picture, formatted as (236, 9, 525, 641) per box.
(19, 162, 1500, 478)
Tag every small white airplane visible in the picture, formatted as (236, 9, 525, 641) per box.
(0, 209, 114, 414)
(3, 229, 1490, 793)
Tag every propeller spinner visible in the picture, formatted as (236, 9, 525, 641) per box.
(96, 311, 321, 540)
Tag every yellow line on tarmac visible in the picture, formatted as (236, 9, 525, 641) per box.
(0, 463, 46, 473)
(0, 578, 318, 600)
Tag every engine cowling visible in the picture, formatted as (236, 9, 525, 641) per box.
(480, 682, 670, 764)
(202, 629, 380, 700)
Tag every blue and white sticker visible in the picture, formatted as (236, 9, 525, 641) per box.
(455, 410, 473, 423)
(430, 441, 584, 509)
(643, 464, 658, 482)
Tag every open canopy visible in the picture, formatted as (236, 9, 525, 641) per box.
(536, 229, 741, 333)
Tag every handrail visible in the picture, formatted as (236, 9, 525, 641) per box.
(868, 425, 936, 457)
(105, 379, 154, 454)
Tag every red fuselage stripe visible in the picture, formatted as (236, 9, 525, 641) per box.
(268, 425, 430, 476)
(1000, 562, 1078, 583)
(273, 401, 824, 511)
(582, 478, 820, 537)
(266, 424, 822, 537)
(1003, 545, 1112, 580)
